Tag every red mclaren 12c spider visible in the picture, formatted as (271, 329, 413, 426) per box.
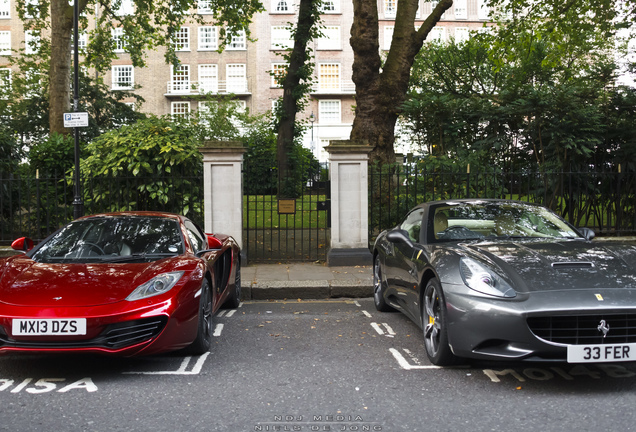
(0, 211, 241, 356)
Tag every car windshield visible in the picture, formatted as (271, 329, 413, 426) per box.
(432, 201, 582, 242)
(30, 216, 184, 263)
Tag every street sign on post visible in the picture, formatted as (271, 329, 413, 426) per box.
(64, 112, 89, 128)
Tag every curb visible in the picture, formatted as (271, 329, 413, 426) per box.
(244, 280, 373, 300)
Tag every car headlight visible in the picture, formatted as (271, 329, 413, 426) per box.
(459, 258, 516, 298)
(126, 271, 184, 301)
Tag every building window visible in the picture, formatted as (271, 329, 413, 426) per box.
(383, 26, 394, 50)
(112, 65, 134, 90)
(271, 26, 293, 50)
(272, 0, 289, 12)
(171, 101, 190, 118)
(271, 63, 287, 87)
(478, 0, 489, 20)
(72, 32, 87, 53)
(0, 0, 10, 18)
(198, 26, 217, 50)
(112, 28, 126, 52)
(454, 27, 469, 43)
(454, 0, 467, 19)
(0, 31, 10, 55)
(319, 100, 341, 124)
(427, 26, 445, 42)
(24, 0, 39, 18)
(197, 0, 213, 14)
(0, 68, 10, 94)
(317, 26, 340, 50)
(226, 64, 246, 93)
(227, 30, 246, 50)
(174, 27, 190, 51)
(113, 0, 133, 16)
(171, 64, 190, 93)
(320, 0, 339, 13)
(198, 64, 218, 94)
(318, 63, 340, 92)
(384, 0, 396, 18)
(24, 30, 40, 54)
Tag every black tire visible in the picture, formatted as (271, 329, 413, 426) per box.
(373, 256, 395, 312)
(187, 279, 213, 355)
(224, 260, 241, 309)
(422, 279, 457, 366)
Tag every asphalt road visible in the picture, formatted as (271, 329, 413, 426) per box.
(1, 299, 636, 432)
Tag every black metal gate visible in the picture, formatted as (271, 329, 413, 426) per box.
(243, 161, 330, 263)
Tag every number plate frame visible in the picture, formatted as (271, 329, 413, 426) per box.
(12, 319, 87, 336)
(567, 343, 636, 363)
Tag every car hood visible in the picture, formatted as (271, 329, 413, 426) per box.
(0, 255, 188, 307)
(459, 240, 636, 293)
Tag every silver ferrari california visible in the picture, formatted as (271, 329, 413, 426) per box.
(372, 199, 636, 365)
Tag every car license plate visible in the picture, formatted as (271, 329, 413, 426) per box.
(12, 319, 87, 336)
(567, 343, 636, 363)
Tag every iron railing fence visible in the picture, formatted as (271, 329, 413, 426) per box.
(369, 164, 636, 243)
(0, 172, 203, 244)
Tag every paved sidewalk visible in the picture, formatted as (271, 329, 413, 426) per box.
(242, 262, 373, 300)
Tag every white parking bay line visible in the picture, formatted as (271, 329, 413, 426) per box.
(389, 348, 441, 370)
(362, 310, 372, 318)
(225, 310, 237, 318)
(371, 322, 385, 335)
(213, 323, 224, 337)
(123, 352, 211, 375)
(370, 322, 396, 337)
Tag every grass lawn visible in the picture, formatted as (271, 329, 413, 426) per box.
(243, 194, 329, 229)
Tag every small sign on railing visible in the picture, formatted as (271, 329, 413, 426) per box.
(278, 199, 296, 214)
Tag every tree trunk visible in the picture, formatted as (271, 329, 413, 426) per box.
(276, 0, 319, 197)
(49, 0, 74, 136)
(349, 0, 453, 164)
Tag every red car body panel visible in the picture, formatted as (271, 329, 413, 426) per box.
(0, 211, 240, 356)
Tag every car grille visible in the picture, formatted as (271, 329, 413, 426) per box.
(528, 314, 636, 345)
(0, 317, 168, 350)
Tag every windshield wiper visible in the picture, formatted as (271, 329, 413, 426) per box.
(98, 253, 177, 263)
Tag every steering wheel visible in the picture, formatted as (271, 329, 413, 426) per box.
(82, 242, 105, 255)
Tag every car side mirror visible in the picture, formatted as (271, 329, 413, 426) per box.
(578, 227, 595, 241)
(386, 229, 414, 248)
(206, 234, 223, 250)
(11, 237, 34, 252)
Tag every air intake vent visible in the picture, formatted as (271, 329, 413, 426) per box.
(551, 261, 594, 269)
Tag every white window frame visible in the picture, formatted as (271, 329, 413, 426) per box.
(197, 0, 213, 14)
(174, 27, 190, 52)
(318, 63, 340, 92)
(427, 26, 445, 42)
(0, 68, 10, 94)
(271, 0, 290, 13)
(198, 26, 218, 51)
(320, 0, 339, 13)
(171, 64, 190, 93)
(454, 27, 469, 43)
(383, 26, 394, 50)
(317, 26, 340, 50)
(198, 64, 218, 94)
(319, 100, 341, 124)
(111, 65, 134, 90)
(271, 26, 293, 50)
(270, 63, 287, 87)
(0, 0, 10, 18)
(171, 101, 190, 118)
(0, 31, 10, 56)
(24, 30, 40, 54)
(454, 0, 467, 20)
(226, 29, 246, 50)
(226, 63, 246, 93)
(384, 0, 396, 18)
(112, 27, 126, 52)
(113, 0, 133, 16)
(478, 0, 489, 20)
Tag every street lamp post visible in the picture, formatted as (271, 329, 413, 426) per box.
(71, 0, 83, 219)
(309, 111, 315, 154)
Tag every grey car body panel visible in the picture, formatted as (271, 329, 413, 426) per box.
(373, 199, 636, 362)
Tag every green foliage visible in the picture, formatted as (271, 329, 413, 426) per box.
(243, 120, 278, 195)
(79, 116, 202, 215)
(403, 31, 636, 173)
(28, 133, 75, 176)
